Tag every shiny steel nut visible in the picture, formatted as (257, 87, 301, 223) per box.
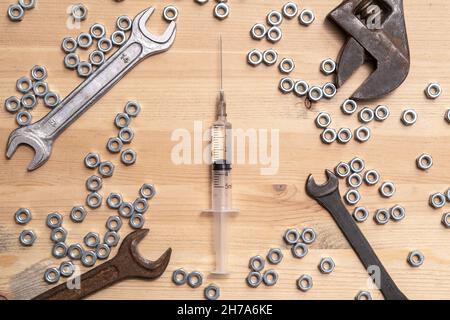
(204, 284, 220, 300)
(5, 96, 21, 113)
(353, 207, 369, 223)
(16, 111, 32, 126)
(401, 109, 418, 126)
(355, 126, 371, 143)
(297, 274, 313, 292)
(445, 109, 450, 123)
(52, 242, 68, 259)
(104, 231, 120, 247)
(355, 291, 372, 300)
(318, 257, 335, 274)
(358, 107, 375, 123)
(374, 105, 390, 121)
(16, 77, 33, 93)
(121, 149, 137, 166)
(140, 183, 157, 200)
(118, 202, 134, 218)
(341, 99, 358, 115)
(416, 153, 433, 170)
(124, 101, 141, 117)
(86, 175, 102, 191)
(44, 268, 60, 284)
(111, 30, 127, 46)
(163, 5, 179, 22)
(107, 193, 123, 209)
(81, 250, 97, 267)
(321, 128, 337, 144)
(374, 209, 390, 225)
(115, 112, 131, 128)
(294, 80, 309, 96)
(364, 169, 380, 186)
(96, 243, 111, 260)
(337, 128, 353, 144)
(263, 269, 279, 286)
(98, 37, 113, 53)
(315, 112, 332, 129)
(107, 137, 123, 153)
(64, 53, 80, 69)
(446, 188, 450, 201)
(249, 255, 265, 272)
(19, 230, 37, 246)
(133, 198, 149, 214)
(347, 173, 363, 188)
(44, 92, 60, 109)
(321, 59, 337, 75)
(335, 162, 351, 178)
(70, 206, 87, 223)
(84, 232, 100, 248)
(89, 50, 105, 66)
(284, 228, 300, 245)
(291, 242, 308, 259)
(429, 192, 446, 209)
(31, 65, 47, 81)
(71, 3, 88, 21)
(59, 261, 75, 277)
(117, 15, 132, 31)
(214, 3, 230, 20)
(247, 49, 263, 66)
(129, 213, 145, 229)
(390, 205, 406, 221)
(77, 61, 93, 78)
(19, 0, 35, 9)
(279, 77, 295, 94)
(33, 81, 49, 97)
(345, 189, 361, 206)
(62, 37, 78, 53)
(425, 83, 442, 99)
(262, 49, 278, 66)
(246, 271, 263, 288)
(21, 93, 37, 110)
(15, 208, 32, 225)
(172, 268, 188, 285)
(441, 212, 450, 228)
(279, 58, 295, 74)
(407, 251, 424, 267)
(51, 227, 68, 243)
(267, 248, 283, 264)
(301, 227, 316, 244)
(267, 10, 283, 26)
(86, 192, 102, 209)
(187, 271, 203, 288)
(77, 32, 93, 49)
(267, 26, 282, 43)
(195, 0, 209, 5)
(379, 182, 396, 198)
(7, 4, 24, 21)
(350, 157, 365, 173)
(98, 161, 115, 177)
(299, 9, 315, 26)
(106, 216, 122, 232)
(308, 86, 323, 102)
(282, 2, 299, 19)
(89, 23, 106, 39)
(84, 152, 101, 169)
(47, 212, 63, 229)
(250, 23, 266, 40)
(322, 83, 337, 99)
(68, 243, 84, 260)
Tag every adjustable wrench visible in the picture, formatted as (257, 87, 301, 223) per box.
(306, 170, 407, 300)
(33, 229, 171, 300)
(6, 6, 177, 171)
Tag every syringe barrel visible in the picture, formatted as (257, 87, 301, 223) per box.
(212, 169, 232, 211)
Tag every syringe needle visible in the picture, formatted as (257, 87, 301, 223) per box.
(219, 35, 223, 91)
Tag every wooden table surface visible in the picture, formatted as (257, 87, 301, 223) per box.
(1, 0, 449, 300)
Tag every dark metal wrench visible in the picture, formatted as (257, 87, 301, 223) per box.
(32, 229, 171, 300)
(6, 6, 177, 171)
(306, 170, 407, 300)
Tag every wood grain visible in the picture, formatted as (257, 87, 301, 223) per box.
(0, 0, 449, 300)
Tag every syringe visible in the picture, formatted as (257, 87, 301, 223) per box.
(203, 36, 238, 275)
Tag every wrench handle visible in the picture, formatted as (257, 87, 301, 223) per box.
(316, 191, 408, 300)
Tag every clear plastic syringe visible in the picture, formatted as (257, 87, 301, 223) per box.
(203, 37, 239, 275)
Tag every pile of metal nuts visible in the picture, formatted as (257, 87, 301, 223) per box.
(7, 0, 36, 22)
(194, 0, 230, 20)
(172, 268, 221, 300)
(4, 65, 60, 127)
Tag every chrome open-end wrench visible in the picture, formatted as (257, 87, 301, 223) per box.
(306, 170, 408, 300)
(6, 6, 177, 171)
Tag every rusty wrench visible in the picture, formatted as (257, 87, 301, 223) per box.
(306, 170, 407, 300)
(6, 6, 177, 171)
(32, 229, 171, 300)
